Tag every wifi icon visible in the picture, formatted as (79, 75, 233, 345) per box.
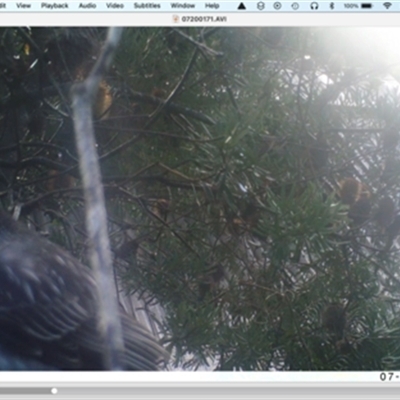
(383, 2, 392, 9)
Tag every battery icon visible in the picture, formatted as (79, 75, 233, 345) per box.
(361, 3, 372, 8)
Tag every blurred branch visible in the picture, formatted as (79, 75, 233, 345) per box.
(71, 27, 124, 371)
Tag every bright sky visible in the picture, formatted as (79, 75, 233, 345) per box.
(361, 28, 400, 63)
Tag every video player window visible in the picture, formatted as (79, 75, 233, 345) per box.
(1, 26, 400, 371)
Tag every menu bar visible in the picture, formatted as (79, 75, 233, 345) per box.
(0, 2, 398, 12)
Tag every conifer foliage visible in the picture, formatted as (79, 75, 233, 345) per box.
(1, 27, 400, 370)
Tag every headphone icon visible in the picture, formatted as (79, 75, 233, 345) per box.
(310, 2, 319, 9)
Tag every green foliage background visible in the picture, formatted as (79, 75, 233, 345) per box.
(1, 27, 400, 370)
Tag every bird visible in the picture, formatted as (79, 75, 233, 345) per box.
(0, 211, 168, 370)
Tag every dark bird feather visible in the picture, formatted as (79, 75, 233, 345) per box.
(0, 211, 168, 370)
